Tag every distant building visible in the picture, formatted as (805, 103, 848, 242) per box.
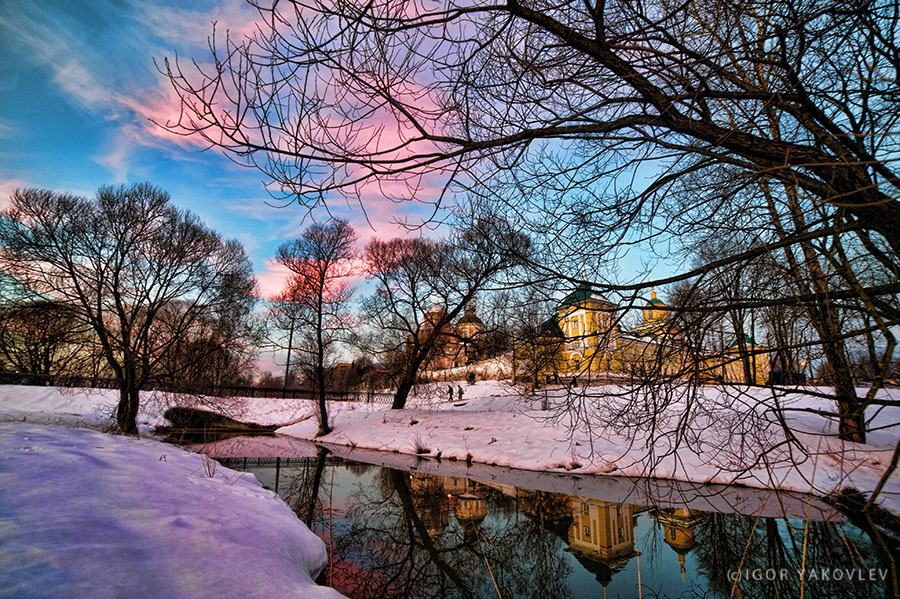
(514, 285, 685, 382)
(718, 335, 770, 385)
(412, 302, 486, 372)
(515, 284, 770, 384)
(456, 305, 486, 364)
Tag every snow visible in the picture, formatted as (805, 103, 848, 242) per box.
(0, 380, 898, 521)
(277, 381, 900, 515)
(0, 423, 344, 599)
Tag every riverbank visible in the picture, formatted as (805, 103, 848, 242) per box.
(1, 381, 898, 516)
(0, 423, 344, 598)
(276, 383, 900, 516)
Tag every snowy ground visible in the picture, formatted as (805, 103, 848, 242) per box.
(277, 382, 900, 515)
(0, 423, 344, 599)
(1, 381, 898, 518)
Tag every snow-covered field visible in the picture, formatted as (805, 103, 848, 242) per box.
(0, 380, 897, 597)
(276, 382, 900, 514)
(0, 420, 343, 598)
(1, 379, 898, 517)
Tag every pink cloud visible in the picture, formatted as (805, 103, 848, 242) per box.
(116, 83, 211, 150)
(132, 0, 266, 50)
(0, 179, 32, 210)
(254, 259, 293, 299)
(255, 253, 372, 301)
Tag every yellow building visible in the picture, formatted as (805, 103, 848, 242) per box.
(551, 285, 685, 380)
(569, 499, 639, 565)
(566, 498, 641, 589)
(555, 283, 618, 375)
(720, 335, 770, 385)
(525, 284, 770, 385)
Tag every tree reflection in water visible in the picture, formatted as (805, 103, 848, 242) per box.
(693, 513, 889, 599)
(221, 455, 892, 599)
(321, 469, 575, 598)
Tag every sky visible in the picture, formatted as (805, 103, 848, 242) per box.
(0, 0, 675, 373)
(0, 0, 439, 301)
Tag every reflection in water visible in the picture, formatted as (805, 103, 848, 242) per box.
(215, 455, 891, 599)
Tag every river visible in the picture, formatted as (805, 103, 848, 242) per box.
(190, 434, 892, 598)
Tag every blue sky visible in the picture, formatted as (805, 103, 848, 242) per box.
(0, 0, 678, 374)
(0, 0, 435, 300)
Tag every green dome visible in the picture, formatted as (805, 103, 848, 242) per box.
(728, 333, 759, 348)
(560, 283, 610, 307)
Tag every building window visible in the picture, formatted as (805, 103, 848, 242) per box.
(583, 526, 591, 538)
(582, 502, 589, 515)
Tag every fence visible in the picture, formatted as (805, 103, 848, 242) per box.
(0, 371, 395, 404)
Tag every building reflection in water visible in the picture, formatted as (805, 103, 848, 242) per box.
(218, 457, 890, 599)
(651, 507, 704, 581)
(406, 472, 707, 592)
(567, 499, 641, 588)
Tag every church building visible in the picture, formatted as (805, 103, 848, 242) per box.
(523, 284, 768, 385)
(550, 284, 685, 380)
(413, 302, 486, 372)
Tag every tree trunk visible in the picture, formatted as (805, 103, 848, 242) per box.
(316, 369, 330, 436)
(772, 183, 866, 442)
(822, 341, 866, 442)
(282, 317, 294, 400)
(392, 332, 441, 409)
(392, 373, 416, 410)
(115, 375, 140, 435)
(315, 302, 331, 437)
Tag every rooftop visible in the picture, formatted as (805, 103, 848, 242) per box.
(560, 282, 612, 308)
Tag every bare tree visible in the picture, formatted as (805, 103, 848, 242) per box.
(362, 219, 528, 408)
(510, 290, 565, 390)
(156, 298, 261, 391)
(0, 184, 257, 434)
(0, 299, 91, 378)
(275, 219, 358, 435)
(162, 0, 900, 247)
(160, 0, 900, 438)
(266, 285, 306, 394)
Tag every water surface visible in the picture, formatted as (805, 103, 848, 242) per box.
(194, 435, 892, 599)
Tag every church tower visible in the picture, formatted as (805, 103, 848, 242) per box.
(642, 288, 667, 325)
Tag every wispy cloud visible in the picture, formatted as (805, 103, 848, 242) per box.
(1, 0, 447, 240)
(254, 259, 293, 299)
(131, 0, 262, 49)
(0, 117, 16, 139)
(0, 0, 265, 180)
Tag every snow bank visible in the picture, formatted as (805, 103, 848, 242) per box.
(0, 424, 343, 599)
(278, 384, 900, 515)
(0, 380, 517, 434)
(0, 384, 325, 433)
(0, 382, 897, 517)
